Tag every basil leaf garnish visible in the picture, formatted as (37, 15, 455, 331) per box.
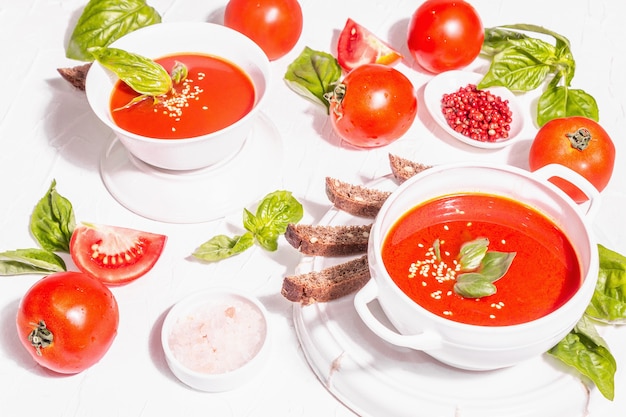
(30, 180, 75, 253)
(192, 233, 255, 262)
(537, 86, 599, 127)
(0, 249, 67, 275)
(91, 47, 172, 97)
(66, 0, 161, 61)
(284, 47, 342, 113)
(453, 238, 516, 298)
(458, 238, 489, 271)
(548, 315, 616, 401)
(454, 273, 497, 298)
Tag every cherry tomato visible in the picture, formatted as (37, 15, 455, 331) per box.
(329, 64, 417, 148)
(16, 271, 119, 374)
(224, 0, 303, 61)
(336, 18, 403, 72)
(407, 0, 484, 74)
(70, 223, 167, 285)
(528, 116, 615, 203)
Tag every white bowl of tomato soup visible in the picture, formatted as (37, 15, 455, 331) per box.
(354, 162, 601, 371)
(85, 22, 271, 171)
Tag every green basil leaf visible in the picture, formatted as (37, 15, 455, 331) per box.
(66, 0, 161, 61)
(498, 23, 572, 53)
(284, 47, 342, 113)
(536, 86, 599, 126)
(548, 315, 616, 400)
(478, 40, 556, 92)
(245, 190, 304, 252)
(481, 27, 529, 56)
(458, 238, 489, 271)
(586, 244, 626, 323)
(91, 47, 172, 96)
(479, 251, 516, 282)
(454, 273, 497, 298)
(30, 180, 75, 253)
(192, 233, 255, 262)
(0, 248, 67, 275)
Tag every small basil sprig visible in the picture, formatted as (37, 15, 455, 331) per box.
(193, 190, 303, 262)
(1, 180, 73, 276)
(453, 238, 516, 298)
(284, 47, 342, 114)
(66, 0, 161, 61)
(479, 24, 599, 126)
(91, 47, 172, 98)
(586, 244, 626, 322)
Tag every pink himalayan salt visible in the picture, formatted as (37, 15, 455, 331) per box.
(168, 297, 266, 374)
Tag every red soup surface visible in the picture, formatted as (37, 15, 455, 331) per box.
(381, 193, 582, 326)
(109, 53, 255, 139)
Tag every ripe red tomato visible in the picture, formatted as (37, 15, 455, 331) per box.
(329, 64, 417, 148)
(336, 18, 403, 72)
(224, 0, 303, 61)
(528, 116, 615, 203)
(70, 223, 167, 285)
(16, 271, 119, 374)
(407, 0, 484, 74)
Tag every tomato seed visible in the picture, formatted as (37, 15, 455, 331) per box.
(440, 84, 512, 142)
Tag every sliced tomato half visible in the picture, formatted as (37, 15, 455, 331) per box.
(70, 223, 167, 285)
(336, 18, 403, 72)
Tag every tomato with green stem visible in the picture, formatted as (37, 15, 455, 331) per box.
(16, 271, 119, 374)
(70, 223, 167, 285)
(224, 0, 303, 61)
(407, 0, 484, 73)
(528, 116, 615, 203)
(327, 64, 417, 148)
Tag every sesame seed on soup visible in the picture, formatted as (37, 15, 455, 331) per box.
(381, 193, 582, 326)
(109, 53, 256, 139)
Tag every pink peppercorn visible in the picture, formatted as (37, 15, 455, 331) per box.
(441, 84, 513, 142)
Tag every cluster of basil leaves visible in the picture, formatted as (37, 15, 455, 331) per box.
(0, 181, 74, 275)
(479, 24, 598, 126)
(192, 191, 303, 262)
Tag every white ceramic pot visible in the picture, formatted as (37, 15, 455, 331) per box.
(354, 163, 600, 371)
(85, 22, 271, 171)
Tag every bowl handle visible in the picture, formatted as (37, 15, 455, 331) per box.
(354, 279, 442, 350)
(531, 163, 601, 220)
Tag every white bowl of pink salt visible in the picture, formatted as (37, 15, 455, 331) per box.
(161, 288, 270, 392)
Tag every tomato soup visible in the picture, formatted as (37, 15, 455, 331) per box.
(109, 53, 256, 139)
(381, 193, 581, 326)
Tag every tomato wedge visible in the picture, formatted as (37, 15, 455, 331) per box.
(336, 18, 403, 72)
(70, 223, 167, 285)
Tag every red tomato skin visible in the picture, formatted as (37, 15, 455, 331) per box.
(528, 116, 616, 203)
(337, 18, 403, 72)
(70, 224, 167, 286)
(16, 272, 119, 374)
(330, 64, 418, 148)
(224, 0, 303, 61)
(407, 0, 484, 74)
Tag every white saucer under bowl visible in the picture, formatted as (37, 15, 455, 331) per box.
(100, 113, 283, 223)
(424, 70, 525, 150)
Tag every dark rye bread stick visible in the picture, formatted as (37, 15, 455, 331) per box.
(388, 153, 432, 183)
(57, 63, 92, 91)
(284, 223, 371, 256)
(325, 177, 391, 218)
(281, 255, 370, 305)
